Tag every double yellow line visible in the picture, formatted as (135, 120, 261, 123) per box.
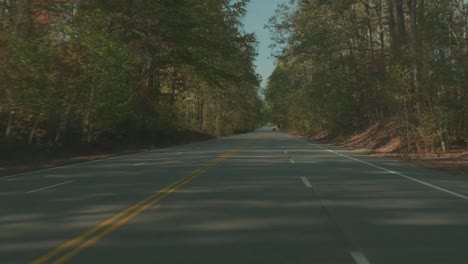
(33, 144, 248, 264)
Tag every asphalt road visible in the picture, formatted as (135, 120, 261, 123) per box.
(1, 127, 468, 264)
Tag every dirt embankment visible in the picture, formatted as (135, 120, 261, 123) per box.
(320, 120, 468, 177)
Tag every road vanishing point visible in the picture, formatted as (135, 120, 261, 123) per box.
(1, 128, 468, 264)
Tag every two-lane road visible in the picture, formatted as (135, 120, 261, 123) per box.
(1, 128, 468, 264)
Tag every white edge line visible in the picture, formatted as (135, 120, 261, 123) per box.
(0, 137, 228, 182)
(309, 143, 468, 201)
(0, 152, 146, 182)
(26, 180, 75, 194)
(300, 177, 312, 188)
(0, 192, 23, 196)
(350, 251, 372, 264)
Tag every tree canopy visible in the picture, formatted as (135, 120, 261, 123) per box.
(266, 0, 468, 153)
(0, 0, 263, 146)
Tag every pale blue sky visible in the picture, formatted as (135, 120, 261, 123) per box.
(243, 0, 288, 88)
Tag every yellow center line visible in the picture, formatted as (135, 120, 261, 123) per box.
(32, 176, 187, 264)
(33, 143, 250, 264)
(52, 170, 201, 264)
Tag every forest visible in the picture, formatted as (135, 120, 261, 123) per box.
(266, 0, 468, 153)
(0, 0, 263, 150)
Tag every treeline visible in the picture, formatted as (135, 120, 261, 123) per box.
(266, 0, 468, 153)
(0, 0, 262, 147)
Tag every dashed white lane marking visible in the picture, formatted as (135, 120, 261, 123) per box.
(289, 159, 295, 164)
(350, 251, 372, 264)
(309, 143, 468, 201)
(284, 150, 288, 154)
(134, 162, 147, 166)
(153, 204, 161, 209)
(300, 177, 312, 188)
(26, 180, 75, 194)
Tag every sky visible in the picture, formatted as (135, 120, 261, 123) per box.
(243, 0, 288, 88)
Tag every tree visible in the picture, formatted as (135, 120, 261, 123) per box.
(266, 0, 468, 153)
(0, 0, 263, 146)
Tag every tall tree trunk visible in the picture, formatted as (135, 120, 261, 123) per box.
(28, 115, 40, 144)
(408, 0, 419, 93)
(365, 1, 375, 57)
(377, 0, 386, 51)
(198, 94, 204, 131)
(55, 104, 72, 144)
(215, 102, 223, 136)
(387, 0, 397, 53)
(395, 0, 407, 49)
(169, 68, 177, 106)
(82, 86, 95, 143)
(5, 110, 14, 137)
